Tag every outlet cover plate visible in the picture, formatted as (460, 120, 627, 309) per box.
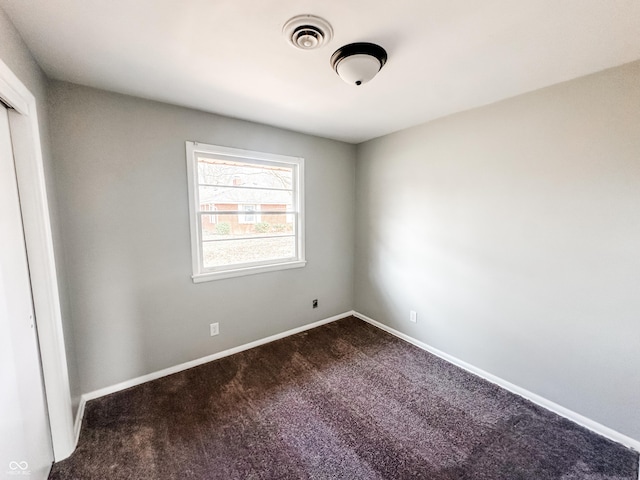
(210, 323, 219, 336)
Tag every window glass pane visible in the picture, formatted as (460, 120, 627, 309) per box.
(203, 237, 296, 269)
(198, 186, 292, 209)
(201, 213, 295, 241)
(197, 157, 293, 189)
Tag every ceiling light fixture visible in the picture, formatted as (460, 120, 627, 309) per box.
(330, 42, 388, 86)
(283, 15, 333, 50)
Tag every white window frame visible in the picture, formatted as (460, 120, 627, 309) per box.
(186, 141, 306, 282)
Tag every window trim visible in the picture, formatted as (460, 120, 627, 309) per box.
(186, 141, 306, 282)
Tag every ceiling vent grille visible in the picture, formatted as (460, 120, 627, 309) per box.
(283, 15, 333, 50)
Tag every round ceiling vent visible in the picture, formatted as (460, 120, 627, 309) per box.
(283, 15, 333, 50)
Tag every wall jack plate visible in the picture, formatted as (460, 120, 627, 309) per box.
(210, 322, 219, 336)
(409, 311, 417, 323)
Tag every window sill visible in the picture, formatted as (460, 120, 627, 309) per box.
(192, 260, 307, 283)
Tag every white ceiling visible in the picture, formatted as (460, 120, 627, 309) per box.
(2, 0, 640, 143)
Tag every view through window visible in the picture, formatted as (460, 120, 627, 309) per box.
(186, 142, 305, 281)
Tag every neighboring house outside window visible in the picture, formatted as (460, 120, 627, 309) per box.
(185, 142, 305, 282)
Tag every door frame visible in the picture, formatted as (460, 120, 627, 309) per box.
(0, 59, 75, 460)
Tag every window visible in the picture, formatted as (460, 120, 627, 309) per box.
(238, 204, 259, 224)
(186, 142, 305, 282)
(202, 203, 217, 224)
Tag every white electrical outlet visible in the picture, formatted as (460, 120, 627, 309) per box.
(409, 310, 417, 323)
(210, 322, 219, 336)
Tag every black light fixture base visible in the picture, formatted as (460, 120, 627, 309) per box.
(330, 42, 388, 70)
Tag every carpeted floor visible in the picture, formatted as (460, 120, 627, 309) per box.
(49, 316, 638, 479)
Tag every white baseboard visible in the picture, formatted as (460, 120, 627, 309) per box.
(73, 397, 86, 446)
(353, 311, 640, 453)
(73, 311, 351, 441)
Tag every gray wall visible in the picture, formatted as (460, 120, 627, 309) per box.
(47, 81, 356, 394)
(355, 61, 640, 441)
(0, 7, 80, 414)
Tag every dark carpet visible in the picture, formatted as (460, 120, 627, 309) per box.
(49, 316, 638, 479)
